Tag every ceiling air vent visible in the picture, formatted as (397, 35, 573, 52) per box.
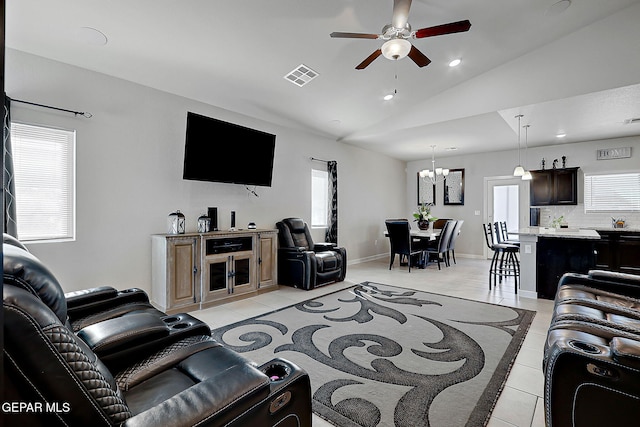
(284, 64, 319, 87)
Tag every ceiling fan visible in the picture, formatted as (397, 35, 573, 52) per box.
(330, 0, 471, 70)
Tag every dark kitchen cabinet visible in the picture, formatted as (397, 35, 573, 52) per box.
(596, 231, 640, 275)
(536, 236, 597, 299)
(530, 167, 579, 206)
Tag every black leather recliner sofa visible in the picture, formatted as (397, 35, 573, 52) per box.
(3, 237, 312, 426)
(543, 269, 640, 427)
(276, 218, 347, 290)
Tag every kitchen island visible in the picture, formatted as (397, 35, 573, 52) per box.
(513, 227, 600, 299)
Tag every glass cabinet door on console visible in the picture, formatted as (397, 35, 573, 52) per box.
(201, 236, 257, 306)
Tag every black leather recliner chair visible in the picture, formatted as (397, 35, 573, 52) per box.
(544, 270, 640, 427)
(3, 239, 312, 427)
(276, 218, 347, 290)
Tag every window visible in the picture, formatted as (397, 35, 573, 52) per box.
(584, 172, 640, 212)
(311, 169, 328, 228)
(11, 122, 76, 242)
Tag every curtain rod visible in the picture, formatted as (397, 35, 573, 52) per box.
(310, 157, 334, 163)
(10, 97, 93, 118)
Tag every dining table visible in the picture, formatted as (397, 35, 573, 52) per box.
(383, 228, 441, 268)
(383, 228, 441, 241)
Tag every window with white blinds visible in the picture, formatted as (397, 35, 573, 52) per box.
(11, 122, 76, 242)
(584, 172, 640, 212)
(311, 169, 328, 228)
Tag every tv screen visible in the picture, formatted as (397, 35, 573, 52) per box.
(183, 112, 276, 186)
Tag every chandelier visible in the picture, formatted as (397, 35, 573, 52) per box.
(419, 145, 449, 184)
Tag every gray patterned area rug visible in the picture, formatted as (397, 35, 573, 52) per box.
(210, 282, 535, 427)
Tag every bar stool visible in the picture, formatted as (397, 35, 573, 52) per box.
(483, 223, 520, 293)
(494, 221, 520, 246)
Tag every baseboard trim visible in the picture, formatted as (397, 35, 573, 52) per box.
(519, 289, 538, 299)
(455, 253, 485, 260)
(347, 253, 388, 265)
(348, 252, 486, 265)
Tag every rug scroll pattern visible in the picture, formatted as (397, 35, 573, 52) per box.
(211, 282, 535, 427)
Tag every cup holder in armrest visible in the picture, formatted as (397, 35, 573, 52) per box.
(262, 362, 292, 382)
(569, 340, 602, 354)
(161, 314, 211, 336)
(172, 322, 190, 330)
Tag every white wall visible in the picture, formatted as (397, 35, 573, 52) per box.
(407, 136, 640, 258)
(6, 49, 407, 293)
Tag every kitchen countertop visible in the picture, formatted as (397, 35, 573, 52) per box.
(584, 227, 640, 233)
(515, 227, 601, 239)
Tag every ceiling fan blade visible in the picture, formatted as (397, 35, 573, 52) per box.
(392, 0, 412, 29)
(407, 45, 431, 67)
(414, 20, 471, 38)
(355, 49, 382, 70)
(330, 32, 379, 39)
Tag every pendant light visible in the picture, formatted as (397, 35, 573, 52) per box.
(513, 114, 525, 177)
(522, 124, 532, 181)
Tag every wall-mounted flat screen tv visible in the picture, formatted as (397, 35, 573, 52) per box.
(183, 112, 276, 186)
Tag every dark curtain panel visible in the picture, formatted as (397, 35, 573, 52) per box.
(325, 160, 338, 244)
(3, 95, 18, 237)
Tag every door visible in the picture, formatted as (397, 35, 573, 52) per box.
(485, 177, 530, 258)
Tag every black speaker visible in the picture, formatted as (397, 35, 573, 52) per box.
(231, 211, 236, 229)
(208, 207, 218, 231)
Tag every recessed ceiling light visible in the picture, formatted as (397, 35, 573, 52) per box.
(77, 27, 108, 46)
(545, 0, 572, 16)
(383, 94, 394, 101)
(449, 59, 461, 67)
(556, 133, 567, 138)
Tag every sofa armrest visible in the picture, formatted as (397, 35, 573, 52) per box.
(589, 270, 640, 286)
(123, 365, 270, 427)
(66, 287, 155, 321)
(313, 242, 336, 252)
(559, 271, 640, 300)
(277, 248, 317, 289)
(65, 286, 119, 309)
(611, 336, 640, 370)
(77, 312, 170, 356)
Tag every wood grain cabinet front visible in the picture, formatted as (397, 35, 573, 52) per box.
(152, 229, 278, 313)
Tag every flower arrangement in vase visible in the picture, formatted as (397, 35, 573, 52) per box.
(413, 203, 437, 230)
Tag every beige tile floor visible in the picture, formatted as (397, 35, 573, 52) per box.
(190, 256, 553, 427)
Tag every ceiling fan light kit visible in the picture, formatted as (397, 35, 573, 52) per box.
(381, 38, 411, 60)
(330, 0, 471, 70)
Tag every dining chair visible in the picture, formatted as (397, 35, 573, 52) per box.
(432, 218, 451, 229)
(425, 220, 455, 270)
(447, 220, 464, 265)
(385, 220, 427, 272)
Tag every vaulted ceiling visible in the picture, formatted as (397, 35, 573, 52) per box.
(6, 0, 640, 160)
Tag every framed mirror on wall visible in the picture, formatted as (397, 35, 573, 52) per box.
(444, 169, 465, 205)
(417, 173, 436, 205)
